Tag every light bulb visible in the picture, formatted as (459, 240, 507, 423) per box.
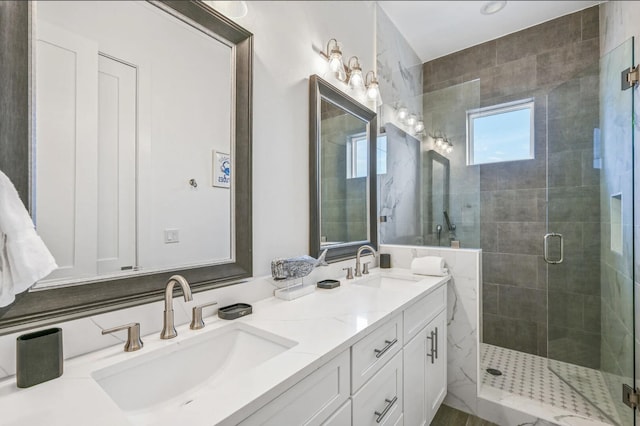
(329, 53, 342, 72)
(446, 145, 453, 154)
(414, 121, 424, 133)
(406, 114, 417, 127)
(349, 69, 364, 90)
(397, 107, 408, 121)
(366, 81, 379, 100)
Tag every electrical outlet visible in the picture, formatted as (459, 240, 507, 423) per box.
(164, 229, 179, 244)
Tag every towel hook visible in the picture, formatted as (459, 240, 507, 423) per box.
(189, 178, 198, 188)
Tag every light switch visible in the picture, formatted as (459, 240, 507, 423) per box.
(164, 229, 179, 244)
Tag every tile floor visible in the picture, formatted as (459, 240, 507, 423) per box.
(481, 343, 618, 425)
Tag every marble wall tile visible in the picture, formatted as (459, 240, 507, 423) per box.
(380, 244, 481, 416)
(376, 4, 422, 115)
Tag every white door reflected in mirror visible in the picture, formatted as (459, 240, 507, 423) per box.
(33, 1, 234, 289)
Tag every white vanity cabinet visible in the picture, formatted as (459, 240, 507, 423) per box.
(239, 350, 350, 426)
(402, 286, 448, 426)
(238, 280, 448, 426)
(352, 350, 403, 425)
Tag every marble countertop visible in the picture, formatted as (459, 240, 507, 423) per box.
(0, 268, 448, 426)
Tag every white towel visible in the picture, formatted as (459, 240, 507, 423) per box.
(410, 256, 448, 277)
(0, 170, 57, 307)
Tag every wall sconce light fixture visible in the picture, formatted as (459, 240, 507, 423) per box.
(365, 71, 380, 100)
(320, 39, 347, 81)
(320, 39, 380, 103)
(347, 56, 364, 91)
(433, 135, 454, 154)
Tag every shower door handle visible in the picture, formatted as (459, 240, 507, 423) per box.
(543, 233, 564, 264)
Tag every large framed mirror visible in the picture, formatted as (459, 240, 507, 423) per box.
(0, 1, 253, 333)
(309, 75, 377, 261)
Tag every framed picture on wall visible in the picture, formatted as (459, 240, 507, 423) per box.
(212, 150, 231, 188)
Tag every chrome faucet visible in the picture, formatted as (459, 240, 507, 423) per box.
(355, 245, 377, 277)
(161, 275, 193, 339)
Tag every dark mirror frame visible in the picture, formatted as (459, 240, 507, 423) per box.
(0, 1, 253, 334)
(424, 150, 450, 236)
(309, 75, 377, 262)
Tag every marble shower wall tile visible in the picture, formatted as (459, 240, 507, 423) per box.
(380, 244, 481, 415)
(378, 124, 421, 245)
(375, 4, 423, 124)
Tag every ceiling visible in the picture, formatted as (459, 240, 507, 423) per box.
(377, 1, 601, 62)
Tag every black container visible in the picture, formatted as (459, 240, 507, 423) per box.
(317, 279, 340, 289)
(16, 327, 63, 388)
(218, 303, 252, 320)
(380, 253, 391, 269)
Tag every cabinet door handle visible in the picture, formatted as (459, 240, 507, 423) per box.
(434, 326, 439, 360)
(374, 396, 397, 423)
(426, 329, 436, 364)
(374, 338, 398, 359)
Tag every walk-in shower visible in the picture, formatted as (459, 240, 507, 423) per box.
(378, 22, 636, 426)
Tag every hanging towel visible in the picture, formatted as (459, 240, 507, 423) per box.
(410, 256, 448, 277)
(0, 170, 57, 307)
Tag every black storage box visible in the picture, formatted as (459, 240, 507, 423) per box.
(16, 327, 63, 388)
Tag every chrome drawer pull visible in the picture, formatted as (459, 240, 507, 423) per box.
(374, 396, 397, 423)
(426, 329, 436, 364)
(374, 338, 398, 358)
(434, 326, 438, 360)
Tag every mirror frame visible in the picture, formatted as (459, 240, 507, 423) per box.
(424, 150, 450, 237)
(0, 1, 253, 334)
(309, 75, 378, 262)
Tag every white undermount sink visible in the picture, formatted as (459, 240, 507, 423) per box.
(92, 322, 296, 424)
(354, 272, 425, 289)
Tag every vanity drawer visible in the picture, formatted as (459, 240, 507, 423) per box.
(321, 400, 351, 426)
(403, 284, 446, 343)
(239, 349, 350, 426)
(351, 314, 402, 392)
(352, 350, 403, 426)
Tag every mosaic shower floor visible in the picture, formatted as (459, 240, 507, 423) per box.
(480, 344, 620, 425)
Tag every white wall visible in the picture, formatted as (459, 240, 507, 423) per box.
(233, 1, 376, 275)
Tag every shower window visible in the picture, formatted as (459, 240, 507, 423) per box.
(346, 133, 368, 178)
(346, 134, 387, 178)
(466, 98, 534, 165)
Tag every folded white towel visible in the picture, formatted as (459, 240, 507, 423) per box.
(0, 170, 57, 307)
(410, 256, 448, 277)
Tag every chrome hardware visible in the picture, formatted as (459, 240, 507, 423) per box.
(427, 329, 436, 363)
(623, 384, 639, 409)
(190, 301, 218, 330)
(102, 322, 143, 352)
(362, 262, 371, 275)
(622, 65, 639, 90)
(343, 267, 354, 280)
(374, 396, 397, 423)
(374, 338, 398, 358)
(434, 326, 439, 359)
(161, 275, 193, 339)
(189, 178, 198, 188)
(543, 233, 564, 264)
(355, 245, 376, 277)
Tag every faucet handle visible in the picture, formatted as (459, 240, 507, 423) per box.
(190, 301, 218, 330)
(102, 322, 143, 352)
(342, 267, 354, 280)
(362, 262, 371, 275)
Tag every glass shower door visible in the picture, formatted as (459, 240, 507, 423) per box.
(546, 37, 635, 425)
